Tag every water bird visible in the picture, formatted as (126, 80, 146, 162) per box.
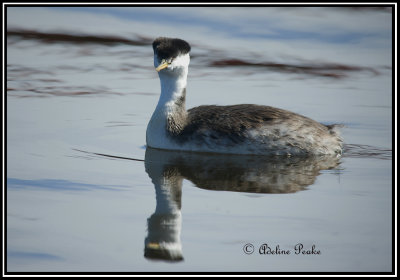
(146, 37, 342, 156)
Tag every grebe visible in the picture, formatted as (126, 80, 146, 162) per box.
(146, 37, 342, 156)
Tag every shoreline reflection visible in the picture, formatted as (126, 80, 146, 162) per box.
(143, 148, 341, 261)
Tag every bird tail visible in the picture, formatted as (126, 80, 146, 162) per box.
(326, 124, 344, 137)
(326, 124, 344, 155)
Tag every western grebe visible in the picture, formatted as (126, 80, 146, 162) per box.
(146, 37, 342, 156)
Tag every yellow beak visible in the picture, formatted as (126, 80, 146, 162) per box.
(156, 60, 169, 72)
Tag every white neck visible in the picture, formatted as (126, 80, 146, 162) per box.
(156, 68, 188, 112)
(154, 53, 190, 112)
(146, 53, 190, 148)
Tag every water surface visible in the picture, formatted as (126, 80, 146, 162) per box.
(6, 6, 393, 273)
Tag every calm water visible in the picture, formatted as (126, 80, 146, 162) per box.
(6, 7, 393, 273)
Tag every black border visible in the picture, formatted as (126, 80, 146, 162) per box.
(2, 1, 397, 277)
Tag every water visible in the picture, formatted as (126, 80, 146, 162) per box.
(6, 6, 393, 273)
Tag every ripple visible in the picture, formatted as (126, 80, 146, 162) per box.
(343, 144, 392, 160)
(7, 29, 152, 46)
(7, 28, 384, 81)
(210, 59, 380, 79)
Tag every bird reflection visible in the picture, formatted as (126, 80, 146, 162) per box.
(143, 147, 340, 262)
(144, 162, 184, 262)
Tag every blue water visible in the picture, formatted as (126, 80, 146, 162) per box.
(6, 6, 393, 273)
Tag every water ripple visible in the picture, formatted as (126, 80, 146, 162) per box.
(343, 144, 392, 160)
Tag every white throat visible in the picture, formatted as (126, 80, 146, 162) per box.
(146, 53, 190, 148)
(154, 53, 190, 111)
(156, 71, 187, 112)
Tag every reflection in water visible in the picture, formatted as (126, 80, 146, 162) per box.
(143, 147, 341, 261)
(144, 165, 184, 262)
(7, 29, 152, 46)
(211, 59, 379, 79)
(7, 28, 384, 92)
